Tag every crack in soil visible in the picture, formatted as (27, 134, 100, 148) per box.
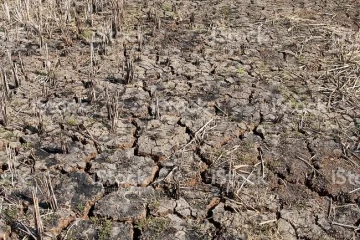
(205, 204, 223, 239)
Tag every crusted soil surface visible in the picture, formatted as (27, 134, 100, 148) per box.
(1, 0, 360, 239)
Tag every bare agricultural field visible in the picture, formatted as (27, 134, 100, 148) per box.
(1, 0, 360, 239)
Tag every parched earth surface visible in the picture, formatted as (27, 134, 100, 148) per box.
(1, 0, 360, 239)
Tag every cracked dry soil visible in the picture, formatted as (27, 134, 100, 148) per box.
(1, 0, 360, 239)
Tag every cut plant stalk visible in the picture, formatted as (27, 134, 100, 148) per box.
(32, 188, 44, 240)
(111, 0, 124, 38)
(110, 92, 119, 133)
(0, 94, 8, 126)
(125, 55, 134, 83)
(6, 146, 17, 186)
(45, 173, 58, 211)
(2, 1, 11, 23)
(8, 52, 21, 88)
(1, 68, 10, 99)
(138, 26, 143, 51)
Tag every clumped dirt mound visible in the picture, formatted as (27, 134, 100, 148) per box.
(1, 0, 360, 239)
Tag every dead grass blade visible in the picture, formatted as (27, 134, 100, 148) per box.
(32, 188, 44, 240)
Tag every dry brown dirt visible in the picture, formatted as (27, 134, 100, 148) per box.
(1, 0, 360, 239)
